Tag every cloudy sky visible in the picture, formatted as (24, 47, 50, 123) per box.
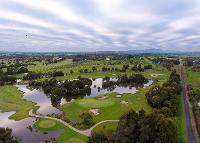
(0, 0, 200, 52)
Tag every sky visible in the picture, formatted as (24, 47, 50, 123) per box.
(0, 0, 200, 52)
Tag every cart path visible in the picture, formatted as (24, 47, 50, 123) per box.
(29, 110, 119, 137)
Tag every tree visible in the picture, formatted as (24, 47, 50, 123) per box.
(0, 127, 18, 143)
(80, 112, 94, 127)
(139, 113, 177, 143)
(52, 71, 64, 77)
(70, 70, 74, 74)
(92, 66, 97, 72)
(17, 66, 29, 74)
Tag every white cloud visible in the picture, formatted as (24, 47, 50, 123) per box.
(0, 0, 200, 51)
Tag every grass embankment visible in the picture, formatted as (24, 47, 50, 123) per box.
(176, 92, 187, 143)
(33, 119, 88, 143)
(0, 85, 36, 120)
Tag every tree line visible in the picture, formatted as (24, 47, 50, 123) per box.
(146, 70, 181, 116)
(0, 70, 16, 86)
(23, 70, 65, 80)
(102, 74, 148, 90)
(151, 57, 180, 70)
(187, 85, 200, 136)
(89, 110, 177, 143)
(29, 77, 92, 103)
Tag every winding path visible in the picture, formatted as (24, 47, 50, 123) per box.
(180, 62, 198, 143)
(29, 110, 119, 137)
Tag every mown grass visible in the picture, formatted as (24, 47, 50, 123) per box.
(28, 59, 73, 73)
(0, 85, 36, 120)
(33, 119, 88, 143)
(61, 87, 152, 125)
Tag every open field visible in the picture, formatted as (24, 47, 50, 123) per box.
(26, 58, 169, 80)
(0, 85, 36, 120)
(33, 119, 88, 143)
(185, 68, 200, 89)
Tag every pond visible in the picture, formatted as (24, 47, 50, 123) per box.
(89, 78, 153, 97)
(16, 78, 153, 115)
(0, 111, 63, 143)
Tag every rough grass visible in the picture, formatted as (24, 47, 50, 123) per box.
(92, 122, 118, 135)
(0, 85, 36, 120)
(176, 92, 187, 143)
(33, 119, 88, 143)
(185, 69, 200, 89)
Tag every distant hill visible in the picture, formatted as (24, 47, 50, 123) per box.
(127, 49, 170, 54)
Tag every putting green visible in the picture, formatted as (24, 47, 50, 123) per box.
(75, 98, 115, 108)
(38, 120, 56, 128)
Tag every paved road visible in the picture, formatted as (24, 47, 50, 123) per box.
(29, 110, 119, 137)
(180, 63, 197, 143)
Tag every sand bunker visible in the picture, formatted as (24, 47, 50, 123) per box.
(99, 96, 107, 100)
(89, 109, 99, 115)
(116, 95, 122, 98)
(120, 101, 128, 104)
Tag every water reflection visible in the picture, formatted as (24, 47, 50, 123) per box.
(16, 78, 153, 115)
(16, 84, 65, 115)
(89, 78, 153, 97)
(0, 111, 63, 143)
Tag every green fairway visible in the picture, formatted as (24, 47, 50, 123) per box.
(28, 59, 73, 73)
(33, 119, 88, 143)
(38, 120, 56, 129)
(61, 87, 152, 126)
(76, 98, 115, 108)
(0, 85, 36, 120)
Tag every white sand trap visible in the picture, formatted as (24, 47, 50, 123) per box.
(89, 109, 99, 115)
(116, 95, 122, 98)
(120, 101, 128, 104)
